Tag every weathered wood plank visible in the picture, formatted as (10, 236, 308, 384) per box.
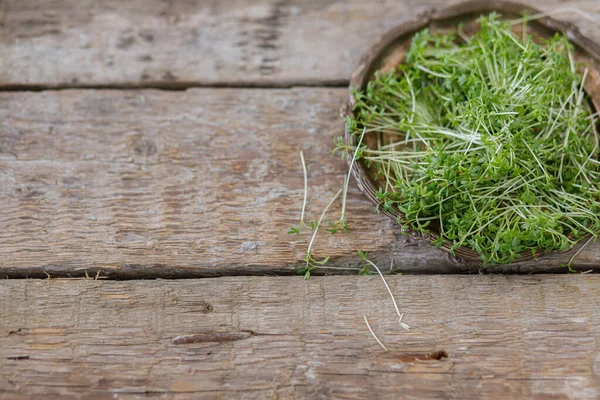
(0, 88, 452, 277)
(1, 275, 600, 399)
(0, 88, 598, 277)
(1, 0, 599, 87)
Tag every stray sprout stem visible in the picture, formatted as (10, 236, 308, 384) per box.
(508, 7, 599, 25)
(288, 151, 314, 235)
(299, 151, 308, 228)
(364, 315, 389, 352)
(339, 127, 367, 224)
(307, 188, 343, 254)
(363, 256, 410, 331)
(566, 235, 596, 270)
(314, 266, 361, 271)
(328, 127, 367, 233)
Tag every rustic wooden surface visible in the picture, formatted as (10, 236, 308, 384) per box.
(0, 0, 599, 88)
(3, 1, 600, 398)
(1, 88, 599, 278)
(1, 275, 600, 399)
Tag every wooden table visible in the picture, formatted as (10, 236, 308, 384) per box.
(1, 0, 600, 398)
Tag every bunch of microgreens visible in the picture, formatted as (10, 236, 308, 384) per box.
(339, 13, 600, 265)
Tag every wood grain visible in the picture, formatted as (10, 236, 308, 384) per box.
(1, 0, 599, 87)
(1, 275, 600, 399)
(1, 88, 598, 278)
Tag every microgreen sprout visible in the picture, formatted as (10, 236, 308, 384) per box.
(508, 7, 598, 26)
(359, 250, 410, 331)
(364, 315, 389, 351)
(288, 151, 315, 234)
(345, 13, 600, 265)
(327, 127, 367, 234)
(298, 188, 343, 279)
(563, 235, 596, 272)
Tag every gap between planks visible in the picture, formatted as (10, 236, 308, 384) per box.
(0, 81, 349, 92)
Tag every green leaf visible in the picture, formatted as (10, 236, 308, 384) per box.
(357, 250, 367, 260)
(317, 256, 330, 265)
(358, 265, 372, 275)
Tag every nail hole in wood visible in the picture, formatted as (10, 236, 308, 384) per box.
(427, 350, 448, 360)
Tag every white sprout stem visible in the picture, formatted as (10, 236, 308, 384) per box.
(405, 71, 417, 124)
(415, 64, 452, 78)
(523, 139, 551, 181)
(364, 316, 389, 352)
(509, 7, 599, 25)
(365, 259, 410, 331)
(567, 235, 596, 268)
(458, 26, 471, 43)
(307, 189, 343, 255)
(340, 127, 367, 222)
(299, 151, 308, 227)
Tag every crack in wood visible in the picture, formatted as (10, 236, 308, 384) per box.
(6, 356, 30, 360)
(238, 0, 289, 76)
(0, 81, 349, 92)
(172, 330, 254, 344)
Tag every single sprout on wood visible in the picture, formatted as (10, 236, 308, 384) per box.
(288, 151, 315, 234)
(359, 250, 410, 331)
(364, 315, 389, 352)
(298, 188, 342, 279)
